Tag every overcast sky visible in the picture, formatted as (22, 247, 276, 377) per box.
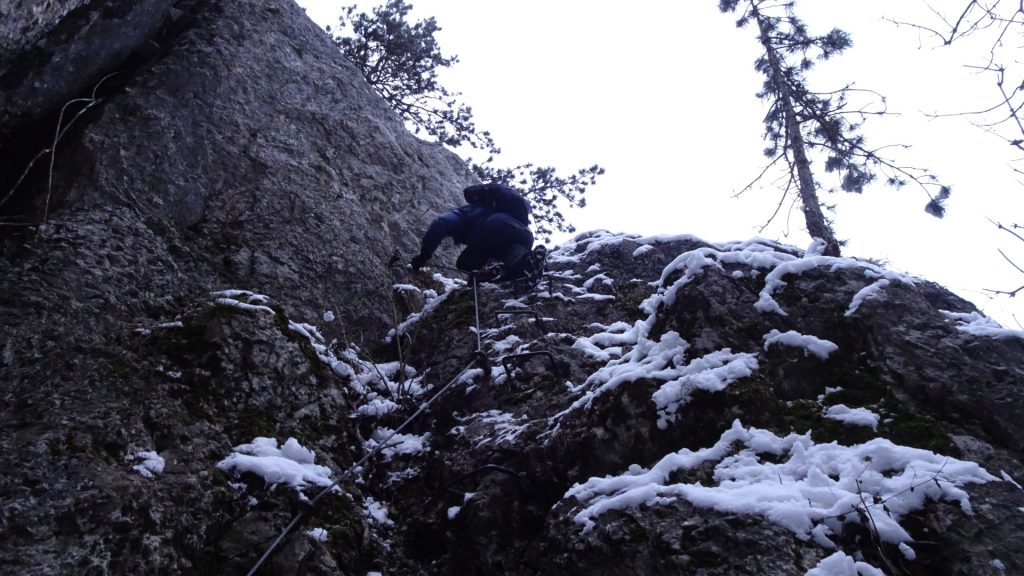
(297, 0, 1024, 328)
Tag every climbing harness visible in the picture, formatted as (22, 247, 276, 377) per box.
(424, 246, 549, 294)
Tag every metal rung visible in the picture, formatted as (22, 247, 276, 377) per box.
(494, 308, 546, 331)
(500, 350, 555, 384)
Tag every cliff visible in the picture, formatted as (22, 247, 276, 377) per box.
(1, 1, 1023, 575)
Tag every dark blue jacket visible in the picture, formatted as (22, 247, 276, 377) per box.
(419, 204, 492, 259)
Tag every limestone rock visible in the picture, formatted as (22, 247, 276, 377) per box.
(0, 0, 176, 136)
(2, 0, 1023, 574)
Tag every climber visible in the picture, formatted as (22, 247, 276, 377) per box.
(410, 183, 536, 281)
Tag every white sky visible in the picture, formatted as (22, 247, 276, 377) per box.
(296, 0, 1024, 328)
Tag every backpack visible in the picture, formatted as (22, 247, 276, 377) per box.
(463, 183, 531, 227)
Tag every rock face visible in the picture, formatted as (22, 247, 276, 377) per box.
(1, 0, 471, 338)
(0, 0, 175, 137)
(372, 233, 1024, 576)
(2, 2, 1024, 576)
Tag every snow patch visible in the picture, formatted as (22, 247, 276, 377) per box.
(651, 349, 760, 429)
(565, 420, 996, 545)
(1001, 470, 1023, 491)
(941, 310, 1024, 339)
(128, 451, 165, 478)
(364, 496, 394, 527)
(364, 428, 430, 461)
(756, 256, 913, 316)
(459, 410, 531, 448)
(823, 404, 880, 430)
(217, 437, 333, 488)
(307, 527, 329, 542)
(806, 551, 885, 576)
(845, 279, 890, 317)
(763, 329, 838, 360)
(632, 244, 655, 257)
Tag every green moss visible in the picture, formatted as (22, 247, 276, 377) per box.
(320, 495, 365, 561)
(884, 414, 960, 456)
(231, 412, 276, 440)
(441, 295, 476, 327)
(782, 399, 876, 445)
(782, 399, 819, 434)
(823, 380, 885, 407)
(614, 288, 650, 321)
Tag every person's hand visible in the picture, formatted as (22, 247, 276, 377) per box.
(411, 254, 428, 271)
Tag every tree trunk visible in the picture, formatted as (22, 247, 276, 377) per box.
(754, 10, 841, 257)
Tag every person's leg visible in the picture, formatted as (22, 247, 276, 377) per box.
(456, 243, 489, 272)
(480, 214, 534, 279)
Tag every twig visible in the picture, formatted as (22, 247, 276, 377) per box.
(855, 480, 901, 575)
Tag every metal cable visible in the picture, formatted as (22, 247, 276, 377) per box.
(472, 275, 483, 353)
(244, 356, 482, 576)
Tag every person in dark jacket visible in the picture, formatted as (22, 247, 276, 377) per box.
(411, 184, 534, 280)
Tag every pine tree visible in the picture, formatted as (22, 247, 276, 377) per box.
(329, 0, 495, 152)
(329, 1, 604, 241)
(719, 0, 949, 256)
(470, 162, 603, 241)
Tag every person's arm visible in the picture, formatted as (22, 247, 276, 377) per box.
(412, 211, 461, 270)
(420, 211, 461, 258)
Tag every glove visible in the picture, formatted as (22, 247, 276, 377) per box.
(411, 254, 429, 272)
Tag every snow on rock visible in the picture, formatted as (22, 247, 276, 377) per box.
(355, 397, 400, 418)
(289, 321, 326, 345)
(563, 318, 758, 427)
(1002, 470, 1023, 491)
(387, 273, 464, 343)
(651, 348, 760, 429)
(561, 240, 813, 418)
(805, 551, 885, 576)
(128, 451, 165, 479)
(491, 334, 524, 356)
(290, 328, 426, 409)
(632, 244, 655, 257)
(547, 230, 639, 263)
(823, 404, 880, 430)
(941, 310, 1024, 339)
(571, 321, 639, 362)
(755, 255, 914, 316)
(364, 428, 430, 461)
(562, 330, 690, 412)
(583, 273, 614, 290)
(845, 279, 890, 317)
(216, 437, 333, 488)
(763, 329, 839, 360)
(211, 289, 276, 315)
(364, 496, 394, 527)
(457, 410, 531, 448)
(306, 527, 329, 542)
(565, 419, 997, 545)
